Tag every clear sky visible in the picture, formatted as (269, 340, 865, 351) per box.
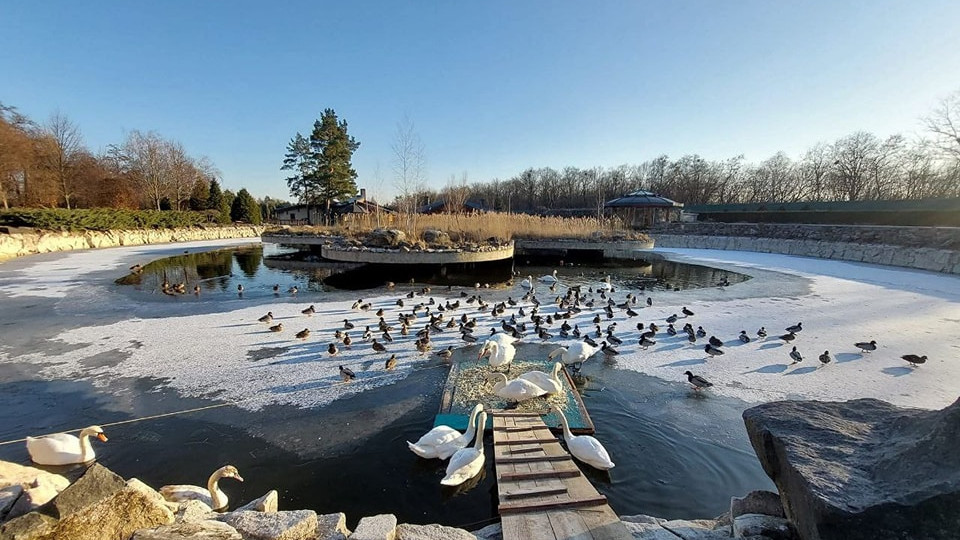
(3, 1, 959, 201)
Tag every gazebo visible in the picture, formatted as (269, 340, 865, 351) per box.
(604, 190, 683, 228)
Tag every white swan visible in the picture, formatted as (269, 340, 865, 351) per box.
(487, 372, 547, 402)
(548, 342, 601, 371)
(478, 340, 515, 371)
(520, 275, 534, 289)
(26, 425, 107, 466)
(538, 269, 558, 283)
(598, 275, 613, 290)
(441, 411, 487, 486)
(487, 333, 517, 347)
(407, 403, 484, 460)
(518, 362, 564, 394)
(552, 406, 614, 470)
(160, 465, 244, 511)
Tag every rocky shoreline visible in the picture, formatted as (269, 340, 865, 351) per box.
(2, 398, 956, 540)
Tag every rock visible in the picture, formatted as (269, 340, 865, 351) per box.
(5, 474, 69, 521)
(132, 520, 242, 540)
(0, 485, 23, 521)
(470, 523, 502, 540)
(730, 491, 784, 519)
(350, 513, 397, 540)
(235, 490, 278, 513)
(0, 511, 57, 540)
(395, 523, 474, 540)
(43, 463, 127, 519)
(660, 519, 730, 539)
(365, 229, 406, 247)
(316, 512, 350, 540)
(622, 514, 666, 525)
(622, 520, 684, 539)
(0, 462, 68, 493)
(174, 500, 214, 523)
(732, 514, 794, 540)
(422, 230, 451, 246)
(744, 397, 960, 540)
(221, 509, 318, 540)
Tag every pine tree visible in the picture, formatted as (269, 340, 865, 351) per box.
(230, 188, 262, 225)
(189, 178, 209, 210)
(221, 189, 235, 224)
(207, 180, 223, 211)
(282, 109, 360, 216)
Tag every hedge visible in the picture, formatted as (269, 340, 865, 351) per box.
(0, 208, 221, 232)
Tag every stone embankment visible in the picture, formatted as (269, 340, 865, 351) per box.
(0, 226, 265, 261)
(650, 223, 960, 274)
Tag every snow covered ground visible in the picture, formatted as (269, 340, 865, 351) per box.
(0, 241, 957, 412)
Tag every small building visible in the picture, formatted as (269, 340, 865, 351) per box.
(418, 198, 487, 214)
(604, 190, 683, 228)
(275, 188, 393, 225)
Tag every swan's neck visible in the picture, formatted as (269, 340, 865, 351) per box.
(464, 409, 478, 438)
(207, 471, 226, 509)
(491, 374, 506, 392)
(557, 411, 573, 442)
(78, 433, 94, 461)
(474, 419, 485, 451)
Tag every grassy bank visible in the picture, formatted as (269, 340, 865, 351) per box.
(0, 208, 220, 232)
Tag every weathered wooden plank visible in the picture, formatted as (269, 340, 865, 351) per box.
(547, 509, 594, 540)
(490, 411, 544, 417)
(498, 469, 582, 482)
(497, 454, 572, 464)
(494, 438, 558, 446)
(505, 447, 547, 455)
(502, 485, 569, 499)
(498, 495, 608, 514)
(495, 425, 553, 433)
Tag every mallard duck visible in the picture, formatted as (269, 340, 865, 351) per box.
(600, 341, 619, 358)
(258, 312, 273, 324)
(757, 327, 767, 338)
(789, 346, 803, 364)
(436, 346, 454, 362)
(342, 334, 352, 348)
(705, 344, 724, 358)
(665, 314, 678, 324)
(552, 406, 613, 470)
(855, 340, 877, 352)
(301, 305, 315, 316)
(639, 335, 656, 349)
(667, 324, 677, 336)
(709, 336, 724, 348)
(739, 331, 750, 343)
(328, 343, 338, 356)
(440, 411, 488, 485)
(818, 351, 832, 365)
(26, 425, 107, 465)
(385, 354, 397, 370)
(902, 354, 927, 366)
(269, 323, 283, 333)
(372, 339, 387, 353)
(343, 319, 355, 330)
(409, 404, 483, 460)
(295, 328, 310, 340)
(786, 322, 803, 333)
(779, 332, 796, 342)
(682, 307, 694, 317)
(684, 371, 713, 391)
(339, 365, 356, 381)
(160, 465, 243, 511)
(696, 326, 706, 338)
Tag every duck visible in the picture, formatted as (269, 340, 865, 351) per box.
(436, 346, 454, 362)
(667, 324, 677, 336)
(600, 341, 619, 358)
(193, 285, 201, 295)
(237, 284, 244, 295)
(26, 425, 108, 466)
(696, 326, 707, 338)
(486, 372, 547, 402)
(160, 465, 243, 511)
(343, 319, 355, 330)
(288, 286, 298, 295)
(665, 314, 678, 324)
(478, 340, 515, 371)
(328, 343, 338, 356)
(855, 340, 877, 352)
(295, 328, 310, 340)
(258, 312, 273, 324)
(789, 346, 803, 364)
(708, 336, 724, 348)
(638, 335, 656, 349)
(682, 307, 694, 317)
(704, 344, 724, 358)
(786, 322, 803, 333)
(440, 411, 488, 486)
(684, 371, 713, 391)
(547, 342, 600, 372)
(539, 270, 558, 283)
(902, 354, 927, 366)
(818, 351, 832, 365)
(552, 406, 614, 470)
(518, 362, 564, 394)
(520, 276, 534, 289)
(269, 323, 283, 333)
(273, 284, 280, 294)
(385, 354, 397, 370)
(372, 339, 387, 353)
(409, 404, 484, 460)
(757, 327, 767, 338)
(739, 331, 750, 343)
(779, 332, 796, 342)
(339, 365, 356, 381)
(301, 305, 315, 316)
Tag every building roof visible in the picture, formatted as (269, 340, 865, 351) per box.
(605, 190, 683, 208)
(684, 197, 960, 214)
(418, 199, 487, 213)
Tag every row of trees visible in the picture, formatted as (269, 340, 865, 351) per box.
(0, 103, 273, 224)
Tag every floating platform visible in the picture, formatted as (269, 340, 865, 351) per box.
(435, 356, 595, 435)
(490, 410, 631, 540)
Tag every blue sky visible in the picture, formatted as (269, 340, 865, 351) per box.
(3, 1, 959, 201)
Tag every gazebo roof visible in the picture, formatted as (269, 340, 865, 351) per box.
(605, 190, 683, 208)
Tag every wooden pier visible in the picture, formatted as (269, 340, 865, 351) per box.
(491, 410, 632, 540)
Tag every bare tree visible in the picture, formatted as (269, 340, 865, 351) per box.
(923, 89, 960, 161)
(44, 111, 84, 209)
(114, 130, 173, 210)
(391, 115, 426, 217)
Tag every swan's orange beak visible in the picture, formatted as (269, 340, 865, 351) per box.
(234, 474, 244, 482)
(97, 433, 108, 442)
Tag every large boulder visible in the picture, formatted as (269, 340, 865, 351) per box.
(421, 230, 451, 247)
(396, 523, 475, 540)
(41, 463, 127, 519)
(234, 491, 278, 513)
(351, 514, 396, 540)
(0, 462, 69, 520)
(220, 510, 318, 540)
(743, 397, 960, 540)
(365, 229, 406, 247)
(0, 486, 23, 521)
(132, 520, 242, 540)
(730, 491, 784, 519)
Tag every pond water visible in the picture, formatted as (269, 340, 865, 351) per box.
(0, 245, 771, 530)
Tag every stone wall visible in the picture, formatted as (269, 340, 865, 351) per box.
(650, 223, 960, 275)
(0, 225, 265, 261)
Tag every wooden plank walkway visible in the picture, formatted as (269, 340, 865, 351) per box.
(491, 410, 632, 540)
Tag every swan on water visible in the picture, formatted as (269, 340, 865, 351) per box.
(486, 372, 547, 402)
(552, 406, 614, 470)
(538, 270, 558, 283)
(441, 411, 488, 486)
(407, 403, 484, 460)
(547, 342, 600, 372)
(520, 275, 534, 289)
(518, 362, 564, 394)
(597, 275, 613, 291)
(26, 425, 108, 466)
(478, 340, 516, 371)
(160, 465, 244, 511)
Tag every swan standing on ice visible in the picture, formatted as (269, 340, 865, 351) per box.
(486, 372, 547, 402)
(538, 270, 558, 283)
(26, 425, 108, 466)
(478, 340, 516, 372)
(160, 465, 244, 511)
(598, 275, 613, 291)
(551, 406, 614, 470)
(518, 362, 564, 394)
(408, 403, 484, 460)
(547, 342, 600, 372)
(441, 411, 488, 486)
(520, 275, 534, 289)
